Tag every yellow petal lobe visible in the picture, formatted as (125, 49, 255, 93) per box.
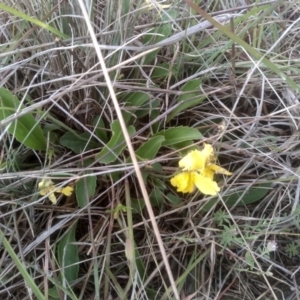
(179, 150, 205, 171)
(201, 167, 215, 180)
(59, 186, 74, 196)
(49, 193, 57, 205)
(208, 164, 232, 175)
(193, 173, 220, 196)
(170, 172, 195, 193)
(201, 143, 215, 164)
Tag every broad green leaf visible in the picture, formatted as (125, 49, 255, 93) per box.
(150, 108, 160, 133)
(135, 136, 165, 160)
(48, 281, 77, 300)
(75, 159, 96, 208)
(143, 9, 177, 64)
(169, 140, 197, 155)
(96, 120, 135, 164)
(0, 87, 47, 150)
(121, 92, 159, 121)
(150, 187, 164, 206)
(126, 92, 150, 119)
(152, 62, 179, 80)
(122, 91, 150, 108)
(134, 99, 160, 119)
(166, 193, 183, 206)
(155, 126, 202, 146)
(59, 132, 99, 154)
(201, 182, 272, 211)
(167, 79, 205, 121)
(58, 221, 79, 286)
(92, 116, 108, 143)
(131, 198, 145, 214)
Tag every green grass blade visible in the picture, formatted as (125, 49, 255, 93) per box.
(0, 229, 45, 300)
(0, 4, 69, 39)
(185, 0, 300, 94)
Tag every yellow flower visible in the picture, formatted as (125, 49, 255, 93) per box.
(38, 178, 73, 205)
(170, 144, 231, 196)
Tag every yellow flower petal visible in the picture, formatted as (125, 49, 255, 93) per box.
(193, 173, 220, 196)
(38, 178, 54, 189)
(178, 144, 216, 171)
(49, 193, 57, 205)
(38, 178, 73, 204)
(170, 172, 195, 193)
(208, 164, 232, 175)
(179, 150, 206, 171)
(39, 189, 47, 196)
(201, 166, 215, 179)
(201, 143, 215, 164)
(38, 179, 56, 198)
(57, 186, 74, 196)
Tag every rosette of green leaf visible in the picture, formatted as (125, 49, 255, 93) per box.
(0, 87, 46, 150)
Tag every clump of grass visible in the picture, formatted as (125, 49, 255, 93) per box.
(1, 0, 300, 299)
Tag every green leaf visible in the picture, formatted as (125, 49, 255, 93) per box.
(96, 120, 136, 164)
(152, 62, 179, 80)
(59, 132, 99, 154)
(123, 91, 150, 108)
(131, 198, 145, 214)
(167, 79, 205, 121)
(155, 126, 202, 146)
(135, 136, 165, 160)
(58, 221, 79, 286)
(122, 92, 150, 124)
(169, 140, 197, 155)
(0, 4, 69, 39)
(121, 92, 159, 121)
(92, 116, 108, 143)
(143, 9, 177, 64)
(193, 2, 300, 95)
(201, 182, 272, 211)
(0, 229, 46, 300)
(166, 193, 183, 206)
(47, 279, 78, 300)
(75, 159, 96, 208)
(0, 87, 47, 150)
(150, 187, 164, 206)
